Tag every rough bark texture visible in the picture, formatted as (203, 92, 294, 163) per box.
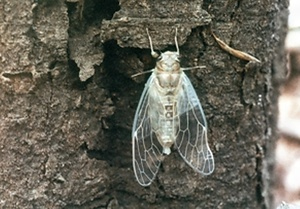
(0, 0, 288, 208)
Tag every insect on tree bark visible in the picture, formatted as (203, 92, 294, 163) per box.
(132, 29, 214, 186)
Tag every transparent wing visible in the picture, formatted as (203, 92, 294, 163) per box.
(132, 74, 163, 186)
(175, 73, 215, 175)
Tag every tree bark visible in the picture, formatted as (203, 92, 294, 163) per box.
(0, 0, 288, 208)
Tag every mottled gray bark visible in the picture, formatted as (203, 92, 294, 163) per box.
(0, 0, 288, 208)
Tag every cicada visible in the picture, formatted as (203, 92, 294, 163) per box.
(132, 29, 214, 186)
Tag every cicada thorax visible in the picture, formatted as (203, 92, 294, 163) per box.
(155, 51, 182, 89)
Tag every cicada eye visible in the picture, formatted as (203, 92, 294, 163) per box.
(157, 55, 162, 61)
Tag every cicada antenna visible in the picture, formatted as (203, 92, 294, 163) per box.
(146, 28, 159, 58)
(174, 28, 180, 55)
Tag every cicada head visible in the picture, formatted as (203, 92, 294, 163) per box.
(156, 51, 181, 74)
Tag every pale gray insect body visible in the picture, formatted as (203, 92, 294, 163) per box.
(132, 29, 214, 186)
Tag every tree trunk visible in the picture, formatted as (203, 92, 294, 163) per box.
(0, 0, 288, 208)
